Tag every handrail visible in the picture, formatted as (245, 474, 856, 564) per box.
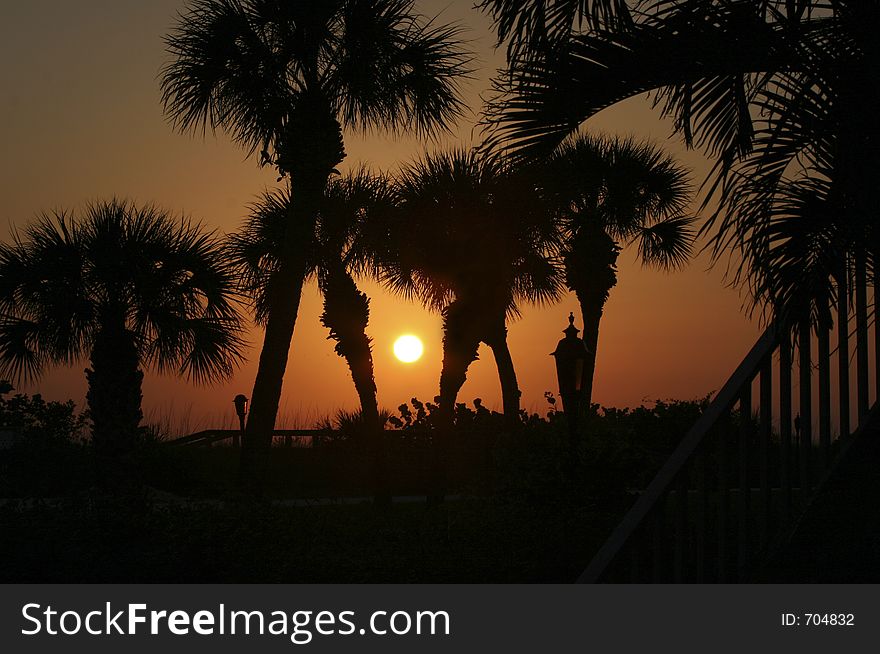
(580, 273, 880, 582)
(578, 325, 779, 583)
(166, 429, 326, 447)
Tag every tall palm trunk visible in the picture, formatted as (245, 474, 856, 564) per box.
(565, 225, 620, 409)
(240, 225, 312, 492)
(319, 262, 387, 504)
(86, 311, 143, 488)
(485, 315, 521, 428)
(432, 298, 482, 504)
(241, 94, 346, 494)
(575, 287, 606, 411)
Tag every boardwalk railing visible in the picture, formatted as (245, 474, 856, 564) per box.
(166, 429, 325, 448)
(580, 274, 879, 582)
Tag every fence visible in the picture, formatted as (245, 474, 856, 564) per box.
(580, 270, 879, 582)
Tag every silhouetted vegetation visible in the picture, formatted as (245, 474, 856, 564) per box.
(0, 388, 715, 582)
(482, 0, 880, 328)
(5, 0, 874, 583)
(544, 134, 694, 406)
(229, 170, 397, 502)
(0, 382, 89, 497)
(370, 148, 566, 500)
(0, 201, 245, 486)
(160, 0, 472, 492)
(0, 390, 709, 500)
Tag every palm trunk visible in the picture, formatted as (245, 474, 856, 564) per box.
(239, 93, 346, 495)
(86, 313, 144, 489)
(319, 264, 387, 504)
(432, 298, 482, 504)
(564, 226, 620, 410)
(485, 316, 521, 428)
(239, 257, 308, 492)
(575, 289, 606, 410)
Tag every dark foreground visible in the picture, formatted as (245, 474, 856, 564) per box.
(0, 397, 706, 582)
(0, 491, 630, 583)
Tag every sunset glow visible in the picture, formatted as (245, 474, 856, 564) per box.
(393, 335, 424, 363)
(0, 0, 757, 425)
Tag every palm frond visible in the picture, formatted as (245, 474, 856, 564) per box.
(0, 318, 47, 383)
(384, 147, 564, 317)
(481, 0, 804, 161)
(162, 0, 472, 165)
(161, 0, 295, 155)
(635, 215, 697, 271)
(0, 199, 246, 385)
(226, 188, 301, 325)
(478, 0, 633, 60)
(328, 0, 473, 137)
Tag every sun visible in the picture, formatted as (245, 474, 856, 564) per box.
(393, 334, 424, 363)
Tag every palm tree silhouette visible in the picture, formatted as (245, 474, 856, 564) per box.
(482, 1, 880, 329)
(481, 1, 816, 161)
(545, 134, 694, 407)
(160, 0, 471, 489)
(702, 3, 880, 327)
(229, 170, 395, 501)
(0, 199, 245, 482)
(375, 149, 563, 499)
(478, 0, 632, 60)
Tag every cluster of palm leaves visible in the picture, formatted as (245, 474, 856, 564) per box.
(481, 0, 879, 331)
(224, 137, 692, 499)
(160, 0, 473, 489)
(0, 200, 245, 482)
(0, 0, 702, 498)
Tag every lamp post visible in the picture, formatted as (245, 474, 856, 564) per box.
(551, 313, 589, 462)
(233, 394, 248, 448)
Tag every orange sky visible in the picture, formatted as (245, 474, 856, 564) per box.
(0, 1, 760, 433)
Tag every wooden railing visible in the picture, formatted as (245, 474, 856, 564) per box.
(166, 429, 324, 448)
(579, 274, 879, 582)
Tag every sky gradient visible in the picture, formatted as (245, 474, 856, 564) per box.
(0, 0, 761, 433)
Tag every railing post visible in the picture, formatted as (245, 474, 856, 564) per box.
(875, 264, 880, 409)
(817, 295, 832, 473)
(856, 255, 869, 422)
(674, 472, 687, 582)
(629, 539, 641, 583)
(737, 386, 752, 579)
(759, 357, 772, 547)
(695, 448, 707, 583)
(717, 416, 729, 582)
(837, 276, 851, 439)
(798, 316, 812, 496)
(651, 507, 665, 583)
(779, 334, 793, 521)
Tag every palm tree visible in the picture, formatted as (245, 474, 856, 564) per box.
(480, 0, 816, 162)
(0, 199, 245, 478)
(703, 2, 880, 326)
(482, 0, 879, 330)
(479, 0, 633, 60)
(160, 0, 471, 488)
(545, 134, 694, 406)
(375, 149, 563, 497)
(229, 170, 395, 500)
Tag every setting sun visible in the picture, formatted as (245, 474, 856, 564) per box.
(393, 335, 424, 363)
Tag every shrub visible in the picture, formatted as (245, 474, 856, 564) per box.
(0, 382, 90, 496)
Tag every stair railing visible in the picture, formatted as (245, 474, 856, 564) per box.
(579, 272, 878, 583)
